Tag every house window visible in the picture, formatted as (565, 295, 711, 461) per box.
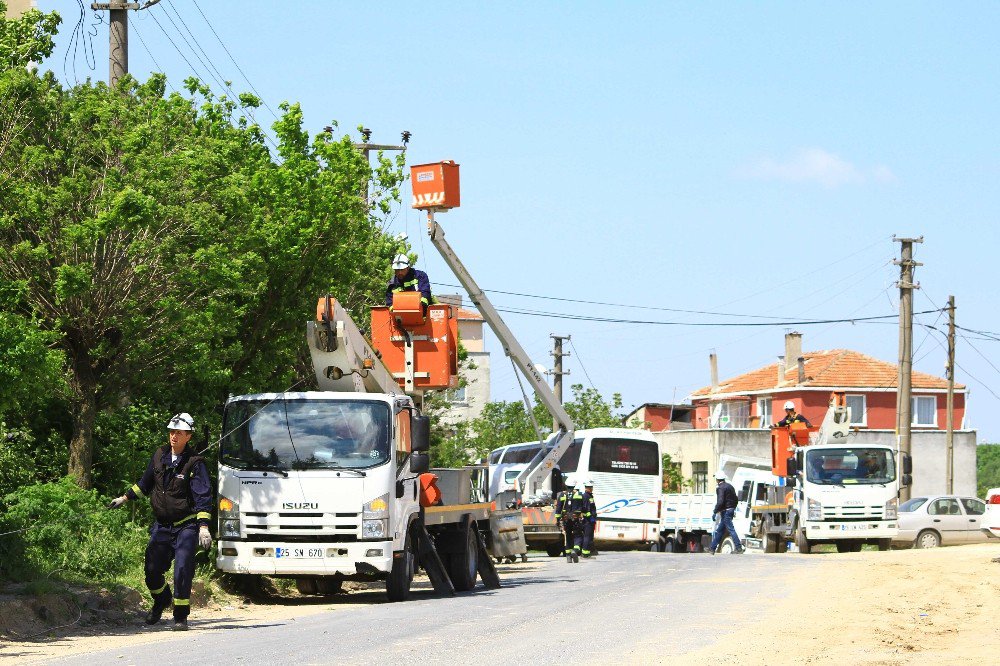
(446, 386, 467, 404)
(845, 395, 866, 426)
(709, 401, 749, 428)
(911, 396, 937, 426)
(756, 397, 772, 428)
(691, 461, 708, 494)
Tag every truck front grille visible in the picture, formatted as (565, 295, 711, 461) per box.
(240, 511, 361, 536)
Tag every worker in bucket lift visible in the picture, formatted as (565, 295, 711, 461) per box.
(108, 413, 213, 631)
(581, 479, 598, 558)
(708, 471, 745, 555)
(385, 254, 434, 310)
(772, 400, 812, 428)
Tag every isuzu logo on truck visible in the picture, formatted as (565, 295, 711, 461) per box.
(283, 502, 318, 510)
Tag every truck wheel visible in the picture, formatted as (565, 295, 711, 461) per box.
(386, 535, 415, 602)
(546, 543, 563, 558)
(447, 516, 479, 592)
(877, 538, 892, 552)
(835, 540, 853, 553)
(295, 578, 318, 595)
(764, 535, 778, 553)
(915, 529, 940, 549)
(315, 578, 343, 595)
(776, 538, 788, 554)
(795, 529, 812, 554)
(850, 541, 863, 553)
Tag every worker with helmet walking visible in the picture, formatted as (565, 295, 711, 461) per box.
(581, 479, 598, 558)
(385, 254, 434, 310)
(555, 479, 589, 563)
(108, 413, 213, 630)
(772, 400, 812, 428)
(708, 471, 744, 555)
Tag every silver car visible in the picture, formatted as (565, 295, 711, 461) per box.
(893, 495, 990, 548)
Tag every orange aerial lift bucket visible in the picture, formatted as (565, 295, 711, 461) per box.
(771, 423, 816, 477)
(370, 296, 458, 392)
(411, 161, 460, 210)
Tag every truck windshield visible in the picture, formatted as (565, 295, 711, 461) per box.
(221, 399, 391, 471)
(805, 448, 896, 485)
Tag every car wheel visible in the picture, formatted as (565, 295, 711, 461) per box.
(915, 529, 940, 549)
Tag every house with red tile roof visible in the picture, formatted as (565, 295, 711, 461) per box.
(688, 333, 966, 432)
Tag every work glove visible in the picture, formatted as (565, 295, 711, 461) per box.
(199, 526, 212, 550)
(107, 495, 128, 510)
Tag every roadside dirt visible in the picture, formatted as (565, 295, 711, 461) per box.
(686, 542, 1000, 665)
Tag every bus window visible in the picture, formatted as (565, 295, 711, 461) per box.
(588, 438, 658, 475)
(504, 445, 542, 465)
(556, 439, 583, 473)
(488, 448, 505, 465)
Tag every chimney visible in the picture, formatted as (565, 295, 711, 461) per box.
(776, 356, 785, 385)
(785, 332, 802, 367)
(709, 352, 718, 392)
(797, 356, 806, 384)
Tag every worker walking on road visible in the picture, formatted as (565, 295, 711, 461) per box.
(581, 479, 598, 558)
(708, 471, 744, 555)
(108, 413, 213, 630)
(555, 480, 588, 563)
(772, 400, 812, 428)
(385, 254, 434, 310)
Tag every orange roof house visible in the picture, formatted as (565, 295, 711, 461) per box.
(687, 333, 965, 431)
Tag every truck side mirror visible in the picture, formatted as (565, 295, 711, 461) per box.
(902, 453, 912, 475)
(902, 473, 912, 487)
(410, 451, 430, 474)
(785, 456, 798, 476)
(412, 415, 430, 452)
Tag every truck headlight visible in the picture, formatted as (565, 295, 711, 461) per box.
(363, 493, 389, 519)
(362, 519, 387, 539)
(884, 497, 898, 520)
(807, 498, 823, 521)
(219, 496, 240, 537)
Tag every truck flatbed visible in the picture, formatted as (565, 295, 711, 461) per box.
(423, 502, 492, 526)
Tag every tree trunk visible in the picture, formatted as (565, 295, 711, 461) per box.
(68, 379, 97, 489)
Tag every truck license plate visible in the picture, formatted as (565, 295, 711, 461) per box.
(840, 524, 867, 531)
(275, 547, 323, 558)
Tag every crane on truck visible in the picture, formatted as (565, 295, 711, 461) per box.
(215, 264, 507, 601)
(412, 161, 661, 556)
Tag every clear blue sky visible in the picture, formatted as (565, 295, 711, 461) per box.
(37, 2, 1000, 440)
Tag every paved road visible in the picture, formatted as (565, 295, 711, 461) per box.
(39, 550, 817, 665)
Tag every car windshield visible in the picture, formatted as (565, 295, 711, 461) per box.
(221, 399, 391, 471)
(900, 497, 928, 512)
(805, 448, 896, 485)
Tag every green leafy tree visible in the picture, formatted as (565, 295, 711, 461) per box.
(0, 1, 60, 70)
(977, 443, 1000, 498)
(0, 15, 405, 488)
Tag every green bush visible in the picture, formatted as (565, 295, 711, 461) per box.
(0, 477, 147, 585)
(978, 443, 1000, 498)
(0, 424, 36, 502)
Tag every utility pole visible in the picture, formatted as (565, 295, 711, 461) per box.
(91, 1, 140, 87)
(893, 235, 922, 501)
(350, 129, 410, 203)
(946, 295, 956, 494)
(550, 334, 571, 431)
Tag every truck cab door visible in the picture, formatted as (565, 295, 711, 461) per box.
(393, 408, 421, 550)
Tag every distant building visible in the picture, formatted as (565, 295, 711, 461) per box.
(623, 403, 694, 431)
(5, 0, 37, 18)
(436, 295, 490, 426)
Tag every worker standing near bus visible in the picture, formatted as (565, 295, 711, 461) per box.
(581, 479, 597, 558)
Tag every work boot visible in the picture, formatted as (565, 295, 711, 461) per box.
(172, 619, 188, 631)
(707, 548, 717, 555)
(732, 547, 745, 555)
(144, 587, 171, 625)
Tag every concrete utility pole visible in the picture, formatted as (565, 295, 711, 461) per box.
(549, 335, 571, 431)
(946, 295, 956, 494)
(91, 1, 140, 87)
(894, 235, 923, 501)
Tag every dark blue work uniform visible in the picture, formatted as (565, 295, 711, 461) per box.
(385, 267, 434, 308)
(581, 490, 597, 557)
(124, 445, 212, 621)
(775, 412, 812, 427)
(556, 489, 591, 556)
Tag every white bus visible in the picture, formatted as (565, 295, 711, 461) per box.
(488, 428, 662, 548)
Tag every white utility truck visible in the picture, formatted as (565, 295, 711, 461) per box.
(652, 394, 910, 554)
(215, 295, 502, 600)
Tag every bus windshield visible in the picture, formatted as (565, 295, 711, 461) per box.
(805, 448, 896, 485)
(588, 438, 659, 475)
(221, 399, 391, 471)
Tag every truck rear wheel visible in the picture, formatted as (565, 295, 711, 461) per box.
(877, 538, 892, 551)
(386, 535, 415, 602)
(546, 543, 563, 557)
(835, 540, 852, 553)
(447, 515, 479, 592)
(795, 529, 812, 554)
(764, 534, 779, 553)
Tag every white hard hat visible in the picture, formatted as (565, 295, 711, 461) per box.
(783, 400, 795, 410)
(583, 478, 594, 487)
(391, 254, 411, 270)
(715, 471, 727, 481)
(564, 474, 577, 488)
(167, 413, 194, 431)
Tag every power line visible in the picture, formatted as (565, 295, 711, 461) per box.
(130, 20, 176, 93)
(568, 337, 596, 389)
(190, 0, 281, 122)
